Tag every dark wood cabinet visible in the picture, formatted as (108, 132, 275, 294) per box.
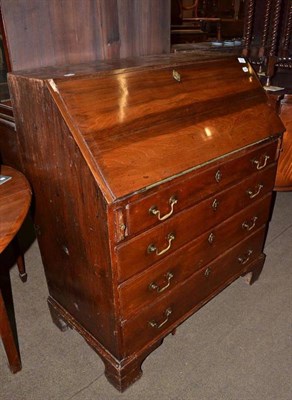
(8, 54, 284, 391)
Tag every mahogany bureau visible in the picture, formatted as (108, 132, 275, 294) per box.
(8, 55, 285, 391)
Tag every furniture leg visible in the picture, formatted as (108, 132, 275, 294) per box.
(0, 290, 21, 373)
(102, 339, 164, 392)
(243, 255, 265, 285)
(12, 237, 27, 282)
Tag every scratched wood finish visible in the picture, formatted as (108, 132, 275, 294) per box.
(1, 0, 170, 71)
(0, 166, 31, 252)
(8, 55, 284, 391)
(7, 78, 122, 358)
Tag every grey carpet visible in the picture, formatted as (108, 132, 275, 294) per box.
(1, 192, 291, 400)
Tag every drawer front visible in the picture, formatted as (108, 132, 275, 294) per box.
(116, 164, 276, 282)
(121, 227, 266, 355)
(124, 140, 278, 237)
(119, 194, 272, 318)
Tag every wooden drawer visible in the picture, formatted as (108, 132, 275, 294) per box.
(116, 164, 276, 282)
(119, 194, 272, 318)
(123, 140, 278, 237)
(121, 227, 266, 355)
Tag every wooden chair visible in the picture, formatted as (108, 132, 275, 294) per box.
(0, 165, 31, 372)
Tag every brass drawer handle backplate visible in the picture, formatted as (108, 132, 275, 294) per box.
(247, 184, 263, 199)
(149, 196, 178, 221)
(242, 216, 258, 231)
(149, 272, 174, 293)
(238, 249, 253, 265)
(149, 308, 172, 329)
(253, 155, 270, 170)
(147, 233, 176, 256)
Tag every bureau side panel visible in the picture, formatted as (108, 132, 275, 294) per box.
(8, 75, 121, 357)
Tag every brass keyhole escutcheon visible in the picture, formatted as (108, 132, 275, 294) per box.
(215, 169, 222, 183)
(204, 267, 212, 277)
(208, 232, 215, 244)
(212, 198, 220, 211)
(172, 69, 181, 82)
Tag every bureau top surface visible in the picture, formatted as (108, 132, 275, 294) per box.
(17, 55, 285, 202)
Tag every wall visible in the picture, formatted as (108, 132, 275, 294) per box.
(0, 0, 171, 71)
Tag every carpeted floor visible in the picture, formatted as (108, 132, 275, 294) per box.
(1, 192, 291, 400)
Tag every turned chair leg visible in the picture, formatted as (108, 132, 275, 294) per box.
(0, 290, 22, 373)
(12, 238, 27, 283)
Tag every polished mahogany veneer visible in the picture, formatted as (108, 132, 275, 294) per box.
(8, 54, 285, 391)
(0, 165, 31, 252)
(0, 165, 31, 374)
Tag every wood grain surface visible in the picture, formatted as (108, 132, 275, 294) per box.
(51, 57, 284, 201)
(1, 0, 170, 71)
(0, 165, 31, 253)
(119, 194, 272, 318)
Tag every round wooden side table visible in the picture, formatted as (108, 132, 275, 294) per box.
(0, 165, 31, 373)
